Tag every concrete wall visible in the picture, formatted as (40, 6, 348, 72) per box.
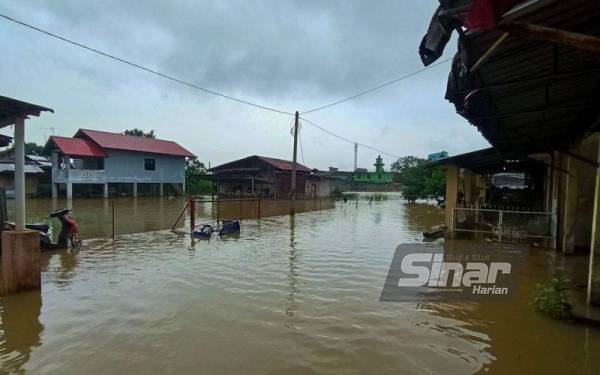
(304, 178, 334, 198)
(104, 150, 185, 184)
(53, 150, 186, 184)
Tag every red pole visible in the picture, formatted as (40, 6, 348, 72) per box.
(257, 198, 261, 219)
(189, 198, 196, 233)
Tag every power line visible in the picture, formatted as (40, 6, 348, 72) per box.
(299, 117, 400, 159)
(300, 57, 453, 115)
(0, 13, 294, 116)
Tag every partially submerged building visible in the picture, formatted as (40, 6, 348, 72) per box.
(209, 155, 334, 199)
(45, 129, 195, 198)
(0, 161, 44, 197)
(421, 0, 600, 303)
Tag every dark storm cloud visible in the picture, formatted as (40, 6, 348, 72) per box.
(13, 0, 440, 99)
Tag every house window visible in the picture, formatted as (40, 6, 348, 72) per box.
(144, 158, 156, 171)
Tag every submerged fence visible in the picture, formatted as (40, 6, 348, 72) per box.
(172, 197, 335, 233)
(452, 207, 554, 242)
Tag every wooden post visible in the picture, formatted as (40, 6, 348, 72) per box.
(257, 198, 261, 219)
(111, 200, 115, 239)
(290, 111, 299, 215)
(189, 198, 195, 234)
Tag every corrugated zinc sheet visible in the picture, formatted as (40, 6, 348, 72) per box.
(77, 129, 195, 158)
(50, 136, 108, 157)
(257, 156, 312, 172)
(0, 163, 44, 173)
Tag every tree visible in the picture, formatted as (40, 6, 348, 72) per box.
(186, 158, 207, 174)
(185, 157, 212, 195)
(124, 128, 156, 138)
(25, 142, 48, 156)
(392, 156, 446, 202)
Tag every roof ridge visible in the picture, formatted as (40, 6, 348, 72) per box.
(79, 128, 179, 143)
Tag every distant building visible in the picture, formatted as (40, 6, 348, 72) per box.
(45, 129, 195, 198)
(353, 155, 393, 184)
(0, 161, 44, 197)
(428, 151, 449, 161)
(0, 139, 52, 196)
(210, 155, 335, 199)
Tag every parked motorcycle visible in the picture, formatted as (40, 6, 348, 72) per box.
(3, 208, 82, 251)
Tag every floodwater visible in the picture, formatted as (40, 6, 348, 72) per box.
(1, 193, 600, 374)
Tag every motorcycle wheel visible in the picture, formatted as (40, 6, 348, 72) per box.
(70, 233, 83, 248)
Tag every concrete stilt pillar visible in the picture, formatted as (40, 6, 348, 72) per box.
(66, 183, 73, 200)
(445, 165, 459, 231)
(52, 183, 58, 199)
(1, 230, 40, 295)
(133, 182, 138, 198)
(159, 183, 164, 197)
(103, 183, 109, 199)
(13, 117, 25, 231)
(587, 139, 600, 305)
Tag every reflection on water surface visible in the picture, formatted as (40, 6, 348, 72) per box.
(1, 193, 599, 374)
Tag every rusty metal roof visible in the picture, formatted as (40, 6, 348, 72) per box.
(256, 156, 312, 172)
(210, 155, 312, 173)
(76, 129, 195, 158)
(423, 0, 600, 154)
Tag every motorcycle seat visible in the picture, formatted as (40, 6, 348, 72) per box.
(26, 223, 50, 233)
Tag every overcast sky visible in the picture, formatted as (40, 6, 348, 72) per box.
(0, 1, 489, 170)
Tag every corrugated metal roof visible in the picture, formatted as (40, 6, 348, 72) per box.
(26, 154, 48, 161)
(0, 162, 44, 173)
(49, 136, 108, 158)
(210, 155, 312, 173)
(427, 0, 600, 154)
(0, 95, 54, 127)
(76, 129, 195, 158)
(257, 156, 312, 172)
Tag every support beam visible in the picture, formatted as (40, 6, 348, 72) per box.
(463, 169, 474, 205)
(561, 156, 578, 254)
(500, 22, 600, 53)
(103, 183, 109, 199)
(133, 182, 138, 198)
(13, 117, 25, 231)
(66, 183, 73, 200)
(587, 140, 600, 305)
(52, 183, 58, 199)
(445, 165, 459, 231)
(159, 183, 164, 197)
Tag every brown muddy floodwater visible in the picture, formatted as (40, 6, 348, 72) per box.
(1, 193, 600, 374)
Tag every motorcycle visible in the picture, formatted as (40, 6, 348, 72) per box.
(3, 208, 82, 251)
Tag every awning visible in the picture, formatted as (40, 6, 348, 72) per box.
(0, 95, 54, 127)
(426, 147, 543, 174)
(421, 0, 600, 154)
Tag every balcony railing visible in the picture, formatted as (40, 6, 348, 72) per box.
(54, 168, 106, 183)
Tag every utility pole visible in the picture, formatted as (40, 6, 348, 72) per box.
(354, 143, 358, 171)
(290, 111, 299, 215)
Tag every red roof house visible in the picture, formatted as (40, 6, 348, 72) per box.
(44, 129, 195, 198)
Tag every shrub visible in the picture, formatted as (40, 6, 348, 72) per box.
(532, 273, 574, 320)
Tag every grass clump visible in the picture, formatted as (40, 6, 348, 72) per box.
(533, 273, 574, 320)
